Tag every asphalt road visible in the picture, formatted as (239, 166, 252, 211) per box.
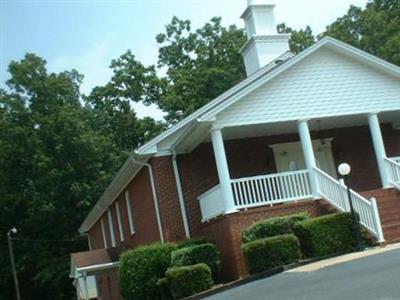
(206, 248, 400, 300)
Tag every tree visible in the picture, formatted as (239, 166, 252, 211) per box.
(85, 51, 165, 154)
(103, 17, 247, 124)
(322, 0, 400, 66)
(0, 54, 162, 300)
(278, 23, 316, 54)
(154, 17, 247, 123)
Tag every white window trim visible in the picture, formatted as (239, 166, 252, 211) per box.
(125, 190, 135, 235)
(116, 201, 125, 242)
(87, 235, 92, 250)
(100, 218, 108, 248)
(107, 210, 116, 247)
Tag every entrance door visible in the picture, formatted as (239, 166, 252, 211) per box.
(271, 138, 337, 178)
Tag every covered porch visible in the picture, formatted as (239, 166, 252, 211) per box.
(195, 110, 400, 241)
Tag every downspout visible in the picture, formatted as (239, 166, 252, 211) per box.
(172, 150, 191, 238)
(131, 157, 165, 243)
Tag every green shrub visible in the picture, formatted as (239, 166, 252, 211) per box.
(157, 277, 172, 300)
(170, 243, 221, 277)
(242, 234, 301, 274)
(166, 263, 213, 300)
(119, 242, 177, 300)
(177, 237, 209, 249)
(294, 212, 355, 258)
(242, 212, 310, 243)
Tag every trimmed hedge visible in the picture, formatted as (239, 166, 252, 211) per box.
(166, 263, 213, 300)
(242, 234, 301, 274)
(157, 277, 172, 300)
(177, 237, 209, 249)
(119, 242, 177, 300)
(171, 243, 221, 277)
(294, 212, 355, 258)
(242, 212, 310, 243)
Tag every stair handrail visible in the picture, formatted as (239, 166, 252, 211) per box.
(314, 167, 385, 242)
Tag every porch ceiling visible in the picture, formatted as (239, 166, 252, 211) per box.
(175, 110, 400, 153)
(221, 110, 400, 141)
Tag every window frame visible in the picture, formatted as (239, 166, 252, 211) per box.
(100, 218, 108, 248)
(125, 190, 135, 235)
(115, 201, 125, 242)
(107, 209, 116, 247)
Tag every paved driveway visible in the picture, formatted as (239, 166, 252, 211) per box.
(206, 248, 400, 300)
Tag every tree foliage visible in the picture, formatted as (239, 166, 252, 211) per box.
(0, 54, 162, 300)
(278, 23, 316, 54)
(322, 0, 400, 66)
(104, 17, 247, 123)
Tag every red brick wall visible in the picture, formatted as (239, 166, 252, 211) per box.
(120, 167, 161, 248)
(88, 221, 103, 250)
(150, 156, 187, 242)
(90, 167, 162, 250)
(97, 271, 122, 300)
(197, 200, 327, 280)
(88, 168, 163, 300)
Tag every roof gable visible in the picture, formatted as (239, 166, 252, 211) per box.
(214, 45, 400, 128)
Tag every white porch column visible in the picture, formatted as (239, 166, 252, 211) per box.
(210, 128, 236, 213)
(298, 120, 319, 198)
(368, 113, 390, 188)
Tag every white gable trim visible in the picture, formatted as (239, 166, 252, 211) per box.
(199, 37, 400, 123)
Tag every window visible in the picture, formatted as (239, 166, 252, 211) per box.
(116, 201, 124, 242)
(88, 236, 92, 250)
(100, 218, 108, 248)
(107, 210, 116, 247)
(125, 190, 135, 235)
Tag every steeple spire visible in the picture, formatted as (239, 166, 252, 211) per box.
(240, 0, 290, 76)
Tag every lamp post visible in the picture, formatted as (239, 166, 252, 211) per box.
(337, 163, 364, 251)
(7, 227, 21, 300)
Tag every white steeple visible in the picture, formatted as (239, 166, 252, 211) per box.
(240, 0, 290, 76)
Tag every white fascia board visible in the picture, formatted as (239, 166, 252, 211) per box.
(76, 262, 119, 275)
(199, 36, 400, 122)
(323, 37, 400, 79)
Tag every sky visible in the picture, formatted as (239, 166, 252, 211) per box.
(1, 0, 369, 120)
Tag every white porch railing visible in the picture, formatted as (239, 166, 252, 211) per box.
(314, 167, 384, 242)
(385, 157, 400, 190)
(198, 170, 312, 222)
(231, 170, 312, 209)
(198, 184, 225, 222)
